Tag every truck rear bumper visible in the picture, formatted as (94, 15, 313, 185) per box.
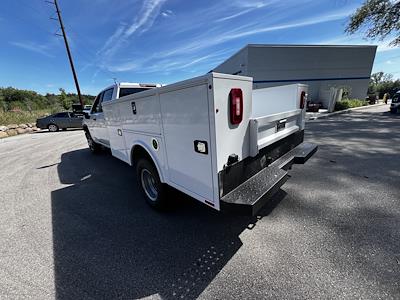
(220, 142, 317, 215)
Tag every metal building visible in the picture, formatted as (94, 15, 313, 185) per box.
(213, 44, 377, 107)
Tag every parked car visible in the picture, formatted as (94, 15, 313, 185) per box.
(36, 112, 83, 132)
(390, 91, 400, 113)
(83, 105, 92, 115)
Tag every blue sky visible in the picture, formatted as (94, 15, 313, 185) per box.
(0, 0, 399, 95)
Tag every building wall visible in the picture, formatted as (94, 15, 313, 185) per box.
(214, 45, 377, 105)
(213, 47, 248, 76)
(253, 78, 371, 104)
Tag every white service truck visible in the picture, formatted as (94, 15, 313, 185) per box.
(83, 73, 317, 215)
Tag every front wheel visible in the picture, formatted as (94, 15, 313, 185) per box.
(136, 159, 167, 209)
(85, 130, 101, 153)
(48, 124, 59, 132)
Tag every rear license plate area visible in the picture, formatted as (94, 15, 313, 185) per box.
(276, 119, 286, 132)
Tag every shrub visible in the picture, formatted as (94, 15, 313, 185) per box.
(335, 99, 369, 111)
(0, 109, 52, 126)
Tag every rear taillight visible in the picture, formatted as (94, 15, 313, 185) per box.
(300, 91, 307, 109)
(230, 88, 243, 125)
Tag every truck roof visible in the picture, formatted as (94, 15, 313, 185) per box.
(118, 82, 162, 88)
(100, 82, 162, 93)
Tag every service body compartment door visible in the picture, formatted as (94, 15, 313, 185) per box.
(103, 102, 129, 163)
(160, 84, 214, 203)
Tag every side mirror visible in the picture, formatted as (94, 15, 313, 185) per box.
(84, 113, 90, 119)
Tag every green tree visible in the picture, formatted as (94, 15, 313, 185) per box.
(59, 88, 72, 110)
(0, 86, 95, 112)
(369, 71, 400, 97)
(346, 0, 400, 46)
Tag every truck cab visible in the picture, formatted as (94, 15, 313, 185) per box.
(85, 82, 161, 147)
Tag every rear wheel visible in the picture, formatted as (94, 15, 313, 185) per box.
(85, 130, 101, 153)
(48, 124, 59, 132)
(136, 158, 167, 209)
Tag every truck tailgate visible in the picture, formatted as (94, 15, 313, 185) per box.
(249, 84, 307, 157)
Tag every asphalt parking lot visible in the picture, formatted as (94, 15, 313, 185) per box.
(0, 105, 399, 299)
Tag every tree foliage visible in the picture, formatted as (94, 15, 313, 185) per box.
(346, 0, 400, 46)
(0, 87, 95, 112)
(59, 88, 73, 110)
(368, 71, 400, 97)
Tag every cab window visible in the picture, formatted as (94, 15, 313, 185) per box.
(119, 87, 149, 98)
(91, 92, 104, 113)
(102, 88, 114, 102)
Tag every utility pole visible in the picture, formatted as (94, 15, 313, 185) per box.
(47, 0, 83, 108)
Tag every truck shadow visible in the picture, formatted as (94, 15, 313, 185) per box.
(51, 148, 284, 299)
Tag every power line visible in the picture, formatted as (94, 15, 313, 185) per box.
(46, 0, 83, 107)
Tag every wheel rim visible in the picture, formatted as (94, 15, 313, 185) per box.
(49, 125, 57, 132)
(141, 169, 158, 201)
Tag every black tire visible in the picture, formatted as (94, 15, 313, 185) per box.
(48, 124, 59, 132)
(85, 130, 101, 154)
(136, 158, 167, 209)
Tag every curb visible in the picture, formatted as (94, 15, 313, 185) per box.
(307, 103, 386, 120)
(0, 129, 44, 142)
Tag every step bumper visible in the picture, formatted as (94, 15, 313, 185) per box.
(220, 142, 317, 215)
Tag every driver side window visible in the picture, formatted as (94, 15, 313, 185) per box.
(91, 92, 104, 113)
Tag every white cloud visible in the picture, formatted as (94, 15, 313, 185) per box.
(125, 0, 167, 36)
(97, 24, 126, 57)
(215, 0, 271, 22)
(94, 1, 364, 78)
(107, 48, 233, 74)
(155, 10, 351, 59)
(215, 8, 255, 22)
(231, 0, 269, 9)
(107, 61, 138, 72)
(223, 12, 348, 39)
(97, 0, 167, 63)
(316, 36, 397, 53)
(161, 9, 173, 18)
(9, 41, 54, 58)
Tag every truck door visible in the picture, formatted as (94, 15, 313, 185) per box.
(97, 88, 114, 145)
(89, 91, 104, 144)
(160, 84, 215, 203)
